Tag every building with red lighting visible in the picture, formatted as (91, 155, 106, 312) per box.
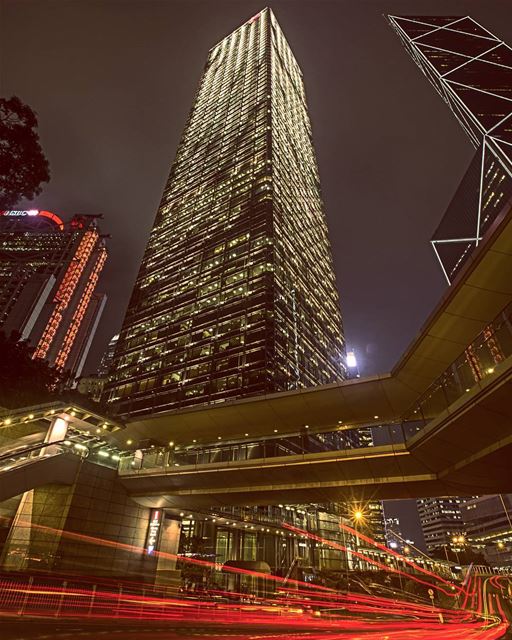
(0, 209, 107, 377)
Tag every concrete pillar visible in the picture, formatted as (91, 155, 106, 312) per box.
(155, 517, 181, 587)
(1, 416, 71, 570)
(44, 416, 69, 444)
(42, 416, 69, 456)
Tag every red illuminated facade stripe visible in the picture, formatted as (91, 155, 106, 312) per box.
(34, 229, 99, 361)
(54, 246, 107, 370)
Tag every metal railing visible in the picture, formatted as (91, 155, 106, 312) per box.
(118, 423, 405, 475)
(403, 301, 512, 427)
(119, 301, 512, 477)
(0, 436, 123, 474)
(0, 574, 186, 620)
(0, 439, 84, 475)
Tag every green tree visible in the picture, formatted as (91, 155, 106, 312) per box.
(0, 331, 67, 408)
(0, 96, 50, 209)
(178, 534, 211, 589)
(430, 545, 488, 566)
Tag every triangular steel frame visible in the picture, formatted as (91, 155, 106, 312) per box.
(389, 15, 512, 285)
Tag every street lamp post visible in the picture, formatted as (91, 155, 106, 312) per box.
(451, 535, 465, 565)
(340, 518, 349, 589)
(352, 508, 365, 572)
(353, 510, 364, 523)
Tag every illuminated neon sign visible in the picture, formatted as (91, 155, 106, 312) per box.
(146, 509, 163, 555)
(0, 209, 38, 216)
(0, 209, 64, 230)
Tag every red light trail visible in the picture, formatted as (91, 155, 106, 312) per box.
(0, 576, 507, 639)
(0, 517, 508, 638)
(338, 520, 466, 594)
(282, 522, 465, 598)
(0, 517, 332, 594)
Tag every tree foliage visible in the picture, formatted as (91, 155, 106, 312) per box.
(0, 96, 50, 209)
(178, 534, 211, 588)
(430, 545, 488, 566)
(0, 331, 67, 408)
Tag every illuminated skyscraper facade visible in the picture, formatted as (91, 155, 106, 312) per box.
(417, 497, 466, 554)
(388, 16, 512, 283)
(0, 210, 107, 376)
(463, 494, 512, 566)
(106, 8, 345, 416)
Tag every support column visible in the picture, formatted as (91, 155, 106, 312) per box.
(1, 416, 72, 571)
(155, 516, 181, 588)
(41, 416, 69, 456)
(44, 416, 69, 443)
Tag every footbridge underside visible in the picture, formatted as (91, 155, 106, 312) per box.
(0, 451, 82, 503)
(120, 357, 512, 508)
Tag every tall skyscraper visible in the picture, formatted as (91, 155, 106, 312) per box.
(105, 8, 345, 416)
(0, 209, 107, 377)
(388, 16, 512, 283)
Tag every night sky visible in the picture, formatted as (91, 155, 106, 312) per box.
(3, 0, 512, 546)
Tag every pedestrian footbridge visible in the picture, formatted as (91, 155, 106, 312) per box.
(118, 347, 512, 507)
(0, 441, 83, 503)
(1, 189, 512, 507)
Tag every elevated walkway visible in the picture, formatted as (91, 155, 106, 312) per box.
(1, 189, 511, 506)
(0, 442, 84, 502)
(115, 191, 512, 506)
(120, 190, 512, 443)
(118, 348, 512, 507)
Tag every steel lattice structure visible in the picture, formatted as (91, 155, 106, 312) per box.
(389, 15, 512, 283)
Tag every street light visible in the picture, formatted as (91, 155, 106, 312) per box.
(497, 541, 505, 550)
(346, 351, 360, 379)
(353, 509, 364, 523)
(450, 535, 465, 565)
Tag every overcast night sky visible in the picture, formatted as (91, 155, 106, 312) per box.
(3, 0, 512, 545)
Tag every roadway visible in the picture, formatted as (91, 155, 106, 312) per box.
(0, 621, 508, 639)
(0, 516, 510, 639)
(1, 578, 509, 640)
